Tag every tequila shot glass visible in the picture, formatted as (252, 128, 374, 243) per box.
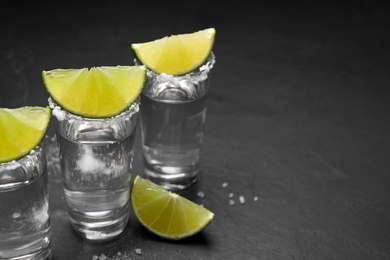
(139, 53, 215, 191)
(0, 143, 51, 260)
(49, 98, 139, 242)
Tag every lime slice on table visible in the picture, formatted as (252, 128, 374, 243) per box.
(0, 106, 51, 163)
(42, 66, 146, 118)
(131, 28, 216, 76)
(130, 175, 214, 240)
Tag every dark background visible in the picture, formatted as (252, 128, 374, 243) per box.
(1, 1, 390, 259)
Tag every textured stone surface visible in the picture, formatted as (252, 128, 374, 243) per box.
(1, 1, 389, 259)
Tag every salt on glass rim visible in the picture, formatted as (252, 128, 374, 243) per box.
(48, 97, 140, 122)
(135, 52, 216, 86)
(0, 143, 44, 170)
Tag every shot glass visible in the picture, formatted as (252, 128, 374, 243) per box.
(0, 143, 51, 260)
(49, 98, 139, 242)
(139, 53, 215, 191)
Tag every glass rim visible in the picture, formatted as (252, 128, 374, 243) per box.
(48, 97, 140, 123)
(0, 142, 44, 169)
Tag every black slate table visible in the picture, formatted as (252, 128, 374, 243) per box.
(1, 1, 389, 259)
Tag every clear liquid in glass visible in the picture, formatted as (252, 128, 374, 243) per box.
(56, 129, 135, 242)
(0, 146, 51, 260)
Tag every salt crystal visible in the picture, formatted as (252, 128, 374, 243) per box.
(222, 182, 228, 188)
(229, 199, 235, 206)
(48, 98, 66, 121)
(135, 248, 142, 255)
(99, 254, 107, 260)
(12, 212, 21, 218)
(254, 196, 259, 201)
(92, 256, 98, 260)
(197, 191, 205, 198)
(229, 192, 234, 199)
(239, 196, 245, 205)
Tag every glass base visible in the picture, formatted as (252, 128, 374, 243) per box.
(143, 160, 199, 192)
(68, 202, 130, 243)
(1, 247, 51, 260)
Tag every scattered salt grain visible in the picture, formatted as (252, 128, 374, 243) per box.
(92, 251, 133, 260)
(197, 191, 205, 198)
(229, 199, 235, 206)
(222, 182, 228, 188)
(254, 196, 259, 202)
(239, 196, 245, 205)
(12, 212, 21, 218)
(135, 248, 142, 255)
(229, 192, 234, 199)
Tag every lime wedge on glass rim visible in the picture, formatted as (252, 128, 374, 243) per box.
(0, 106, 51, 163)
(131, 28, 216, 76)
(42, 66, 146, 119)
(130, 175, 214, 240)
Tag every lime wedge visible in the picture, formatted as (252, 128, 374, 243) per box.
(42, 66, 146, 118)
(0, 106, 51, 163)
(131, 28, 216, 76)
(130, 175, 214, 240)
